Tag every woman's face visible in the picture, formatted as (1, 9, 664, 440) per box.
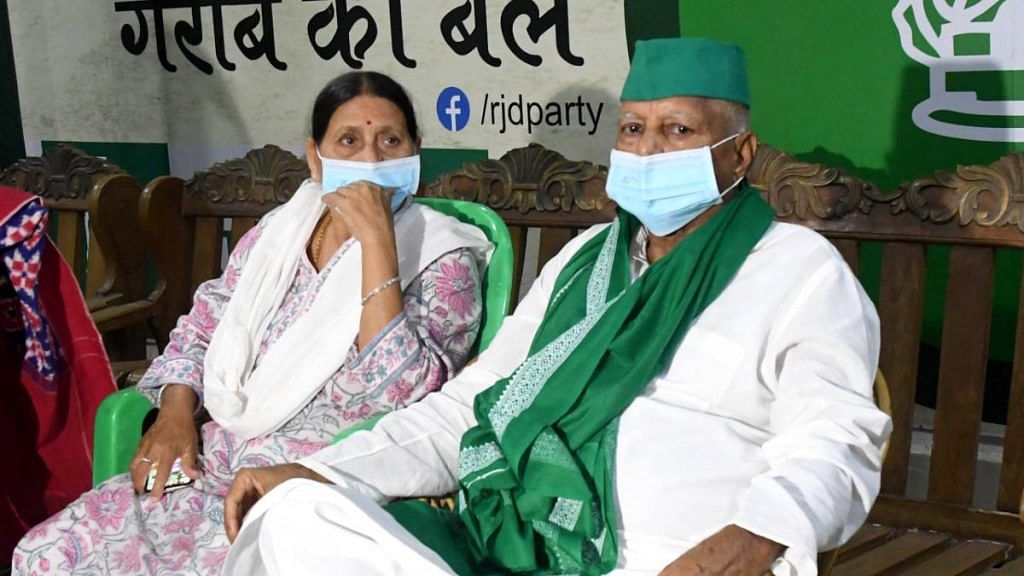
(308, 95, 417, 173)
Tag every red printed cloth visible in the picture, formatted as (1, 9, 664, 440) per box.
(0, 186, 116, 562)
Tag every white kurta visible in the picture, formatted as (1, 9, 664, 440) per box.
(228, 221, 892, 576)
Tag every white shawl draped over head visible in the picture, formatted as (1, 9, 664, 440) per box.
(203, 179, 493, 440)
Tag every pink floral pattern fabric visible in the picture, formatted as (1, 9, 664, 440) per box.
(12, 210, 483, 575)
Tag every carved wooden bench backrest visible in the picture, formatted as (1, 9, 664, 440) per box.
(173, 143, 612, 308)
(422, 144, 615, 304)
(423, 143, 1024, 528)
(750, 148, 1024, 524)
(180, 145, 311, 293)
(0, 145, 146, 304)
(139, 145, 310, 344)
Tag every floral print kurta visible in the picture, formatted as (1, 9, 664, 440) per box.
(13, 213, 483, 575)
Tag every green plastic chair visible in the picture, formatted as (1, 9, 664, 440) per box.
(92, 198, 514, 486)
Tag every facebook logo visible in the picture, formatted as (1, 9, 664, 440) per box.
(436, 86, 470, 132)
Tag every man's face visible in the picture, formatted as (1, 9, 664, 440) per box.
(615, 96, 748, 192)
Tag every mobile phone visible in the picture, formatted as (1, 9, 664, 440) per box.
(144, 458, 194, 493)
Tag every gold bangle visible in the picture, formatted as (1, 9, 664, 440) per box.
(361, 276, 401, 306)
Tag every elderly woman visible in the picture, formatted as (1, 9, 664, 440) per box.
(13, 71, 492, 575)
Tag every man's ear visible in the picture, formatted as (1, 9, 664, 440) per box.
(306, 137, 322, 182)
(735, 131, 758, 180)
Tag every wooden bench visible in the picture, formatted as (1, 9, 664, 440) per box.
(752, 147, 1024, 575)
(424, 143, 613, 307)
(113, 142, 1022, 573)
(1, 145, 154, 361)
(422, 143, 1024, 574)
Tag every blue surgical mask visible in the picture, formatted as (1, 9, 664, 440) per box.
(606, 134, 743, 236)
(316, 150, 421, 212)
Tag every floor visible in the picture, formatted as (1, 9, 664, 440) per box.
(907, 405, 1005, 509)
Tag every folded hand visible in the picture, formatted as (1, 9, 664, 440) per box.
(223, 463, 327, 543)
(322, 181, 396, 247)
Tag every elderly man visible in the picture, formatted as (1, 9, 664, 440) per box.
(221, 37, 891, 576)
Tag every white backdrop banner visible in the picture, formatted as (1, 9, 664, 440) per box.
(9, 0, 629, 170)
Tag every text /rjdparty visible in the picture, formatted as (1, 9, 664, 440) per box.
(480, 93, 605, 136)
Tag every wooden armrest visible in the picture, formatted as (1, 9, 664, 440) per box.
(86, 292, 126, 312)
(109, 360, 152, 388)
(91, 299, 155, 333)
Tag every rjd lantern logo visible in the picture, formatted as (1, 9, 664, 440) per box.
(893, 0, 1023, 142)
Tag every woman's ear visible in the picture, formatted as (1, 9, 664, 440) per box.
(306, 137, 322, 182)
(414, 136, 422, 154)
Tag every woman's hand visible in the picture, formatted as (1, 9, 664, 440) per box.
(321, 181, 396, 248)
(130, 385, 201, 500)
(223, 463, 328, 543)
(321, 180, 404, 350)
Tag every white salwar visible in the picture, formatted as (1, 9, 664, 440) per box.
(225, 221, 892, 576)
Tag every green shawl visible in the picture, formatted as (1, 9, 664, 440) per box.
(392, 186, 775, 575)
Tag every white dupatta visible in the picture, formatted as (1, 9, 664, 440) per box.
(203, 180, 492, 440)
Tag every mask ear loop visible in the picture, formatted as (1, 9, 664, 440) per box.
(718, 176, 744, 197)
(710, 132, 743, 150)
(710, 133, 747, 195)
(313, 146, 326, 183)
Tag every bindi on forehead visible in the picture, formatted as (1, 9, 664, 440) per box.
(366, 120, 372, 125)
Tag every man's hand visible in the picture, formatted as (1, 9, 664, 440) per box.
(659, 525, 784, 576)
(223, 463, 328, 543)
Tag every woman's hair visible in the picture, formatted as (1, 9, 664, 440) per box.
(311, 71, 420, 144)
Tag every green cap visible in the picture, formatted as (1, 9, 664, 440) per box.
(621, 37, 750, 107)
